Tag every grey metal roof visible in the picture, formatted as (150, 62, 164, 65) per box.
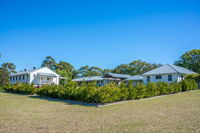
(38, 73, 57, 77)
(10, 67, 60, 77)
(103, 73, 131, 79)
(125, 75, 143, 81)
(142, 64, 197, 76)
(10, 67, 45, 76)
(72, 76, 104, 82)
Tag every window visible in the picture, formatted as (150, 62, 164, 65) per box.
(33, 74, 35, 77)
(10, 77, 12, 81)
(155, 75, 162, 79)
(13, 76, 15, 80)
(47, 77, 50, 80)
(23, 75, 25, 80)
(16, 76, 18, 80)
(19, 75, 21, 80)
(147, 76, 150, 82)
(168, 75, 172, 81)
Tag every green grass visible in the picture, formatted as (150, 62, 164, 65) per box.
(0, 90, 200, 133)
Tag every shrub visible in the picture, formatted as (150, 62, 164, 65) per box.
(3, 83, 35, 94)
(2, 78, 198, 104)
(96, 83, 121, 103)
(119, 82, 129, 100)
(135, 83, 147, 99)
(156, 82, 170, 95)
(170, 82, 182, 93)
(127, 81, 137, 100)
(146, 82, 158, 97)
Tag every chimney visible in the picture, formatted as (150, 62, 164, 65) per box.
(33, 67, 36, 69)
(24, 69, 27, 72)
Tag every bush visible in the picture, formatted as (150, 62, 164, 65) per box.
(146, 82, 158, 97)
(170, 82, 182, 93)
(180, 79, 198, 91)
(96, 83, 121, 103)
(127, 81, 137, 100)
(2, 78, 198, 104)
(119, 82, 129, 100)
(156, 82, 170, 95)
(135, 83, 147, 99)
(3, 83, 35, 94)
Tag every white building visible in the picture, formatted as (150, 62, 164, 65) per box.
(142, 64, 196, 84)
(9, 67, 60, 85)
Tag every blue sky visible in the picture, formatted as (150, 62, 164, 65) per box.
(0, 0, 200, 71)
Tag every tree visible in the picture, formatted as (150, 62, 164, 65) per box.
(0, 62, 16, 86)
(56, 61, 75, 82)
(129, 60, 161, 75)
(112, 60, 161, 75)
(77, 66, 102, 77)
(102, 69, 112, 75)
(175, 49, 200, 73)
(41, 56, 57, 70)
(1, 63, 16, 73)
(112, 64, 130, 74)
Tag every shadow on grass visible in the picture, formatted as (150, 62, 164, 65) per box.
(2, 90, 32, 96)
(29, 95, 99, 107)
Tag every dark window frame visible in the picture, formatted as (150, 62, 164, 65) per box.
(155, 75, 162, 79)
(168, 75, 172, 81)
(147, 76, 150, 82)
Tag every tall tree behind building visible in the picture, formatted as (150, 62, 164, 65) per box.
(175, 49, 200, 73)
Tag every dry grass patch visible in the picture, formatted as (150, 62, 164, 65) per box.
(0, 90, 200, 133)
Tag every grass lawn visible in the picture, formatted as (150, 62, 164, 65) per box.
(0, 90, 200, 133)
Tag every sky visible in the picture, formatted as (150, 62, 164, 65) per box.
(0, 0, 200, 71)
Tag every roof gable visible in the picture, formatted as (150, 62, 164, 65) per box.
(103, 73, 131, 79)
(10, 67, 59, 76)
(142, 64, 196, 76)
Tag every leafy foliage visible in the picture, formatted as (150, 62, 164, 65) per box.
(41, 56, 57, 70)
(113, 60, 161, 75)
(0, 63, 16, 87)
(76, 65, 103, 77)
(3, 79, 198, 104)
(175, 49, 200, 73)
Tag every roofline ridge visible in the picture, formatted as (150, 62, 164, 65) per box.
(167, 64, 180, 74)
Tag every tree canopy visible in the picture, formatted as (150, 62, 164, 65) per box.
(56, 61, 75, 81)
(41, 56, 57, 70)
(175, 49, 200, 73)
(0, 62, 16, 86)
(112, 60, 161, 75)
(77, 65, 103, 77)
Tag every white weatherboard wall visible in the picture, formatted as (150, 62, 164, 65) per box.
(143, 74, 183, 84)
(10, 67, 60, 85)
(10, 74, 30, 84)
(30, 67, 59, 85)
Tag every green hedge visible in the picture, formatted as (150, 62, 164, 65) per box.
(2, 79, 198, 103)
(3, 83, 35, 94)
